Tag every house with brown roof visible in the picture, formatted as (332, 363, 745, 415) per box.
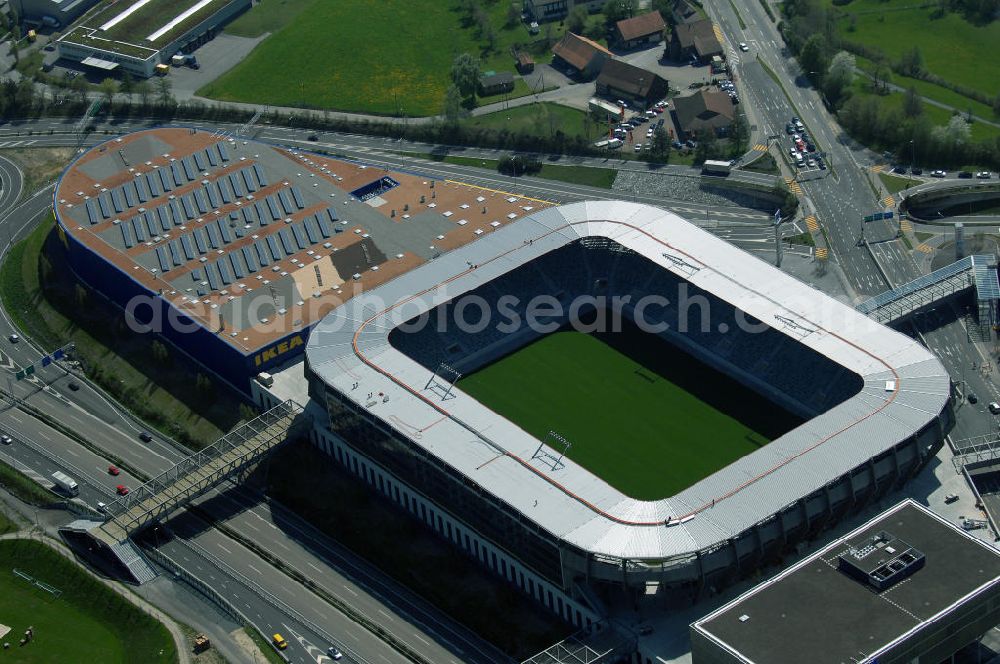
(595, 60, 669, 110)
(671, 89, 735, 139)
(551, 32, 613, 80)
(669, 18, 723, 62)
(613, 10, 666, 49)
(478, 72, 515, 96)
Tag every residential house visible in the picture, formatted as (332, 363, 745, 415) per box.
(595, 59, 669, 110)
(525, 0, 603, 22)
(552, 32, 613, 79)
(669, 18, 723, 62)
(672, 89, 735, 139)
(515, 52, 535, 74)
(613, 10, 667, 50)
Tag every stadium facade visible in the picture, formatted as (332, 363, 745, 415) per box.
(259, 200, 954, 633)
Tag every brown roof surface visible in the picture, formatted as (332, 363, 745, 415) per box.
(615, 10, 666, 42)
(673, 19, 722, 57)
(551, 32, 612, 71)
(596, 59, 667, 98)
(672, 89, 735, 133)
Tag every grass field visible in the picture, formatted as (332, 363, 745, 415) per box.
(878, 172, 921, 194)
(0, 458, 59, 506)
(826, 0, 1000, 99)
(463, 103, 603, 141)
(0, 539, 176, 663)
(459, 327, 785, 500)
(404, 151, 618, 188)
(206, 0, 602, 115)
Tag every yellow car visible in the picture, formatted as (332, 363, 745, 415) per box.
(272, 633, 288, 650)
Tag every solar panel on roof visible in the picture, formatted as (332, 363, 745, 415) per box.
(158, 168, 173, 192)
(242, 207, 255, 225)
(234, 226, 245, 239)
(206, 224, 221, 249)
(206, 148, 218, 168)
(241, 168, 257, 192)
(205, 184, 220, 209)
(303, 217, 320, 244)
(218, 180, 232, 204)
(255, 240, 271, 266)
(252, 163, 268, 187)
(218, 142, 230, 162)
(266, 196, 280, 220)
(193, 152, 208, 172)
(155, 246, 170, 272)
(194, 190, 209, 214)
(171, 162, 184, 184)
(217, 219, 233, 243)
(120, 223, 134, 249)
(278, 228, 295, 255)
(169, 241, 183, 266)
(131, 217, 146, 242)
(193, 228, 208, 254)
(229, 252, 246, 279)
(241, 246, 259, 272)
(85, 199, 98, 225)
(229, 173, 244, 197)
(144, 212, 158, 237)
(145, 173, 160, 197)
(156, 207, 170, 232)
(255, 202, 269, 226)
(191, 268, 203, 281)
(181, 196, 196, 219)
(277, 190, 295, 215)
(182, 158, 196, 181)
(326, 208, 339, 222)
(196, 287, 207, 297)
(123, 182, 137, 208)
(180, 234, 195, 260)
(266, 235, 282, 260)
(291, 223, 308, 250)
(134, 178, 149, 203)
(110, 189, 124, 213)
(316, 214, 331, 238)
(97, 194, 111, 218)
(205, 263, 220, 290)
(290, 187, 305, 209)
(217, 259, 233, 285)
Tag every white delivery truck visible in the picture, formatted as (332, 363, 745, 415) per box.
(51, 471, 79, 496)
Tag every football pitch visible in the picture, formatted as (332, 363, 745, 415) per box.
(459, 327, 791, 500)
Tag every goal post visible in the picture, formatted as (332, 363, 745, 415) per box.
(532, 430, 572, 471)
(424, 362, 462, 401)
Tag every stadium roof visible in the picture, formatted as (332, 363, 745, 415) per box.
(692, 500, 1000, 664)
(303, 201, 951, 562)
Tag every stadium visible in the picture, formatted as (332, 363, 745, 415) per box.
(52, 127, 544, 391)
(258, 199, 955, 630)
(56, 0, 251, 77)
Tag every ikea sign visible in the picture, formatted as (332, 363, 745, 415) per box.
(253, 335, 304, 367)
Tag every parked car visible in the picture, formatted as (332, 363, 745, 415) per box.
(805, 142, 815, 152)
(931, 170, 947, 178)
(969, 392, 979, 404)
(739, 42, 749, 51)
(910, 167, 923, 175)
(976, 171, 992, 179)
(958, 171, 973, 178)
(116, 484, 130, 496)
(807, 159, 816, 167)
(990, 402, 1000, 414)
(944, 493, 959, 504)
(307, 134, 318, 141)
(672, 140, 684, 149)
(818, 160, 827, 170)
(634, 143, 643, 152)
(891, 165, 907, 174)
(685, 139, 697, 148)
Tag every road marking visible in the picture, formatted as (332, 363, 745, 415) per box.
(216, 543, 232, 555)
(915, 243, 934, 254)
(751, 143, 768, 152)
(64, 447, 78, 457)
(247, 563, 263, 575)
(378, 609, 394, 620)
(412, 632, 430, 646)
(307, 561, 323, 573)
(815, 247, 829, 260)
(341, 584, 358, 597)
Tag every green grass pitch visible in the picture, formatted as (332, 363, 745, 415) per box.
(458, 330, 773, 501)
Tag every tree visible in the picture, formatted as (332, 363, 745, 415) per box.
(98, 77, 118, 108)
(442, 84, 466, 123)
(648, 126, 671, 163)
(993, 92, 1000, 118)
(135, 80, 152, 108)
(942, 114, 971, 145)
(694, 128, 718, 162)
(120, 71, 134, 96)
(151, 340, 169, 364)
(902, 86, 923, 117)
(824, 51, 855, 107)
(195, 373, 212, 394)
(154, 76, 173, 106)
(798, 34, 829, 87)
(566, 5, 588, 34)
(505, 2, 521, 28)
(898, 45, 924, 77)
(729, 112, 749, 155)
(603, 0, 636, 24)
(871, 58, 892, 94)
(450, 53, 480, 100)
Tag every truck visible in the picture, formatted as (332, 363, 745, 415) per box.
(594, 138, 623, 150)
(51, 471, 79, 496)
(255, 372, 274, 388)
(702, 159, 732, 176)
(154, 63, 169, 76)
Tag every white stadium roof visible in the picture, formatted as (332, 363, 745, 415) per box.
(304, 201, 950, 561)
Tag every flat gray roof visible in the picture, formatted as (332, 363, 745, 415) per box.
(693, 500, 1000, 664)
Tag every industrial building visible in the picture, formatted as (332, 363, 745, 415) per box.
(53, 127, 546, 392)
(14, 0, 101, 29)
(691, 499, 1000, 664)
(257, 200, 953, 641)
(56, 0, 251, 77)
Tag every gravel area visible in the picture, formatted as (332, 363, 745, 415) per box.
(612, 170, 776, 210)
